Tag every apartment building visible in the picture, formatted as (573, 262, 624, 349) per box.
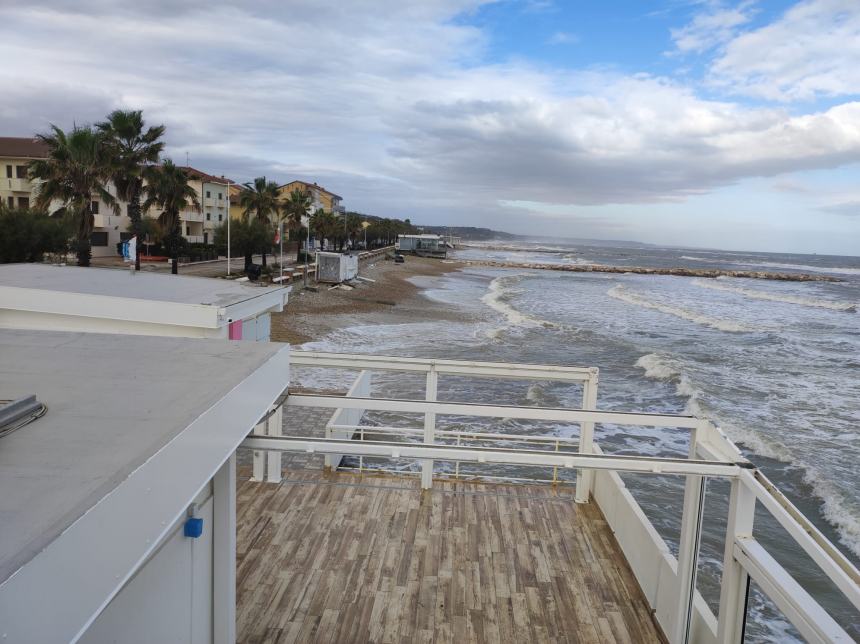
(279, 180, 344, 213)
(0, 137, 48, 211)
(1, 137, 130, 257)
(179, 167, 232, 245)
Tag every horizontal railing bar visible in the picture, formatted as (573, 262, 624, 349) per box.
(336, 464, 569, 487)
(290, 351, 595, 381)
(741, 470, 860, 612)
(288, 394, 701, 429)
(241, 435, 743, 477)
(329, 424, 582, 444)
(734, 537, 851, 643)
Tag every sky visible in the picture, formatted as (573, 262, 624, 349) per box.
(1, 0, 859, 255)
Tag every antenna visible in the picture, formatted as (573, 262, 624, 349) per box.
(185, 151, 190, 167)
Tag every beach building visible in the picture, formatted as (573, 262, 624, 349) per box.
(396, 232, 448, 257)
(178, 167, 232, 245)
(0, 330, 290, 643)
(0, 264, 289, 340)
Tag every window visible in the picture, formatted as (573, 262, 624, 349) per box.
(6, 196, 13, 208)
(90, 232, 108, 246)
(205, 212, 210, 221)
(16, 165, 27, 179)
(90, 201, 99, 214)
(218, 214, 223, 222)
(18, 196, 29, 209)
(206, 190, 211, 198)
(5, 165, 12, 178)
(218, 192, 222, 200)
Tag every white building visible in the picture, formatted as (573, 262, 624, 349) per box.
(0, 264, 290, 340)
(0, 330, 290, 643)
(179, 167, 231, 245)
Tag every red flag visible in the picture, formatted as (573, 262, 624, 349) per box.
(274, 227, 281, 244)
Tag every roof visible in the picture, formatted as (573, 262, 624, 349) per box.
(280, 179, 343, 200)
(179, 166, 234, 186)
(0, 264, 288, 330)
(399, 234, 442, 239)
(0, 137, 49, 159)
(0, 330, 286, 586)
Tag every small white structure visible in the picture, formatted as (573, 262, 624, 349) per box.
(315, 251, 358, 283)
(0, 330, 290, 643)
(395, 234, 447, 257)
(0, 264, 290, 341)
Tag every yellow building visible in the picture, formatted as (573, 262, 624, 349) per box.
(279, 180, 343, 214)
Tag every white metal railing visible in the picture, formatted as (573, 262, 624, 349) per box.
(242, 352, 860, 644)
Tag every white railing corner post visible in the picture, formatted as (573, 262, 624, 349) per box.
(251, 417, 267, 482)
(265, 404, 283, 483)
(421, 365, 438, 490)
(575, 368, 598, 503)
(716, 477, 756, 643)
(673, 474, 706, 644)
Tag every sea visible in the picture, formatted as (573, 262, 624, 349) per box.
(294, 239, 860, 641)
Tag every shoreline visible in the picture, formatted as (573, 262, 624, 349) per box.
(270, 255, 469, 346)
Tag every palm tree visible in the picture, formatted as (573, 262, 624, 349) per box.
(240, 177, 280, 266)
(281, 188, 312, 261)
(97, 110, 165, 269)
(310, 209, 337, 251)
(29, 125, 118, 267)
(142, 160, 200, 274)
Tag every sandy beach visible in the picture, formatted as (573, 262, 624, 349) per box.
(270, 255, 469, 346)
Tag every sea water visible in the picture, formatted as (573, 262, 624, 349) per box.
(296, 240, 860, 641)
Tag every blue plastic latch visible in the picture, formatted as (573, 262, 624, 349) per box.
(184, 517, 204, 538)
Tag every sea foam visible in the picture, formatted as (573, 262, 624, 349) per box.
(608, 285, 752, 332)
(482, 275, 557, 337)
(692, 279, 857, 312)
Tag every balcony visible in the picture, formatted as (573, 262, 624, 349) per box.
(3, 177, 31, 193)
(185, 234, 204, 244)
(204, 197, 223, 208)
(181, 210, 204, 223)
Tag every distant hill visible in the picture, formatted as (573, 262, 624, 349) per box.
(418, 226, 519, 241)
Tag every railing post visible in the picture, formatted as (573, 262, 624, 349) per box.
(421, 364, 438, 489)
(266, 404, 283, 483)
(717, 477, 756, 643)
(575, 368, 598, 503)
(213, 453, 236, 644)
(673, 474, 706, 644)
(251, 418, 266, 482)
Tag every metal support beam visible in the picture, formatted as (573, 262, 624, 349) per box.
(241, 435, 743, 478)
(672, 474, 706, 644)
(421, 366, 438, 489)
(213, 454, 236, 644)
(575, 371, 598, 503)
(286, 394, 700, 429)
(717, 477, 756, 643)
(265, 405, 282, 483)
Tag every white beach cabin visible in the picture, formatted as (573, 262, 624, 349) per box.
(0, 264, 290, 341)
(0, 330, 290, 643)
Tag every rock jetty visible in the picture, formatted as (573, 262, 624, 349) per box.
(462, 260, 842, 282)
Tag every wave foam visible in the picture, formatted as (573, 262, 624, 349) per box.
(482, 275, 557, 337)
(636, 352, 860, 557)
(693, 279, 857, 312)
(608, 285, 752, 332)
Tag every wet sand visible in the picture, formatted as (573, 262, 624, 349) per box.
(270, 255, 469, 346)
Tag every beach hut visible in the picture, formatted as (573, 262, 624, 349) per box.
(0, 264, 290, 341)
(0, 330, 290, 643)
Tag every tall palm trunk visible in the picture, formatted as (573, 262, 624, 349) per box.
(127, 181, 142, 269)
(75, 201, 94, 267)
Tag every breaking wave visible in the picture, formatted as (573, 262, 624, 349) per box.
(746, 261, 860, 276)
(693, 279, 857, 312)
(636, 352, 860, 558)
(608, 285, 752, 332)
(482, 275, 557, 336)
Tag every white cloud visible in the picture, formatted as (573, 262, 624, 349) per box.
(671, 1, 756, 53)
(709, 0, 860, 101)
(1, 0, 859, 241)
(547, 31, 578, 45)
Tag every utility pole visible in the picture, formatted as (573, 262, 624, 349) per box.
(226, 179, 231, 276)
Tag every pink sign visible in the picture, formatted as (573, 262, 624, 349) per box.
(228, 319, 243, 340)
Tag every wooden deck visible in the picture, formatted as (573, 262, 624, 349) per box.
(236, 468, 664, 643)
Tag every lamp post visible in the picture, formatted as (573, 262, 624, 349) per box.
(362, 220, 370, 250)
(226, 179, 231, 276)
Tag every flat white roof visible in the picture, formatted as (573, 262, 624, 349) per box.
(0, 263, 286, 308)
(0, 330, 286, 586)
(398, 234, 442, 239)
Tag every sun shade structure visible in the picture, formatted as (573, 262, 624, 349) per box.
(0, 330, 290, 643)
(0, 264, 289, 340)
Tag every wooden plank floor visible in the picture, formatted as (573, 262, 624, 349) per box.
(236, 468, 664, 644)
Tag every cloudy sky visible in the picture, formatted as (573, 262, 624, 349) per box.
(2, 0, 859, 254)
